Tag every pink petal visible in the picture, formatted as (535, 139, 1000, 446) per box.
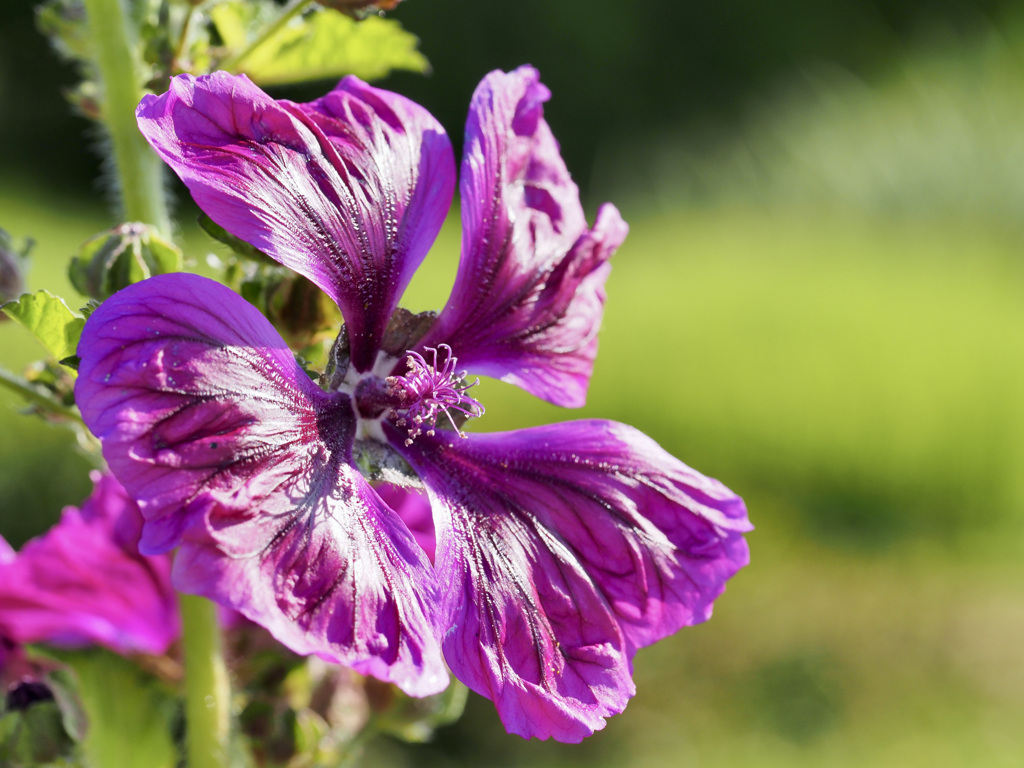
(0, 472, 179, 655)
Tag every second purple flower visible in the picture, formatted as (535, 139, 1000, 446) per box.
(75, 66, 751, 741)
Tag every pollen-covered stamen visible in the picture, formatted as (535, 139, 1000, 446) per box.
(386, 345, 485, 446)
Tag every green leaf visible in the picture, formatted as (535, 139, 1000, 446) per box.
(54, 650, 178, 768)
(215, 4, 429, 85)
(210, 0, 260, 51)
(2, 290, 85, 363)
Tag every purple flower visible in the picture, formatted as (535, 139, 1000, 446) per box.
(75, 67, 751, 741)
(0, 472, 179, 657)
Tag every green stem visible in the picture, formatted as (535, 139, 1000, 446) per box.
(0, 367, 83, 424)
(173, 6, 197, 73)
(219, 0, 316, 71)
(83, 0, 171, 234)
(179, 593, 230, 768)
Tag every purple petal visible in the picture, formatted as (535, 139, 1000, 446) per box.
(0, 472, 179, 656)
(172, 464, 448, 696)
(76, 274, 447, 694)
(421, 67, 628, 407)
(374, 483, 436, 563)
(137, 72, 454, 371)
(76, 272, 333, 553)
(389, 419, 750, 741)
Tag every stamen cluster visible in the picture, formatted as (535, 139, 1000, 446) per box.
(386, 345, 484, 445)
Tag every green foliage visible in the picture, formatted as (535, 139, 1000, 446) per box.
(214, 2, 428, 85)
(1, 290, 84, 364)
(55, 649, 179, 768)
(369, 679, 468, 743)
(34, 0, 428, 130)
(35, 0, 93, 65)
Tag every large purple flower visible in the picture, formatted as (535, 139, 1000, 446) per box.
(75, 67, 751, 741)
(0, 472, 179, 657)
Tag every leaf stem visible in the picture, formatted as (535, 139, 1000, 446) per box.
(82, 0, 171, 234)
(219, 0, 317, 71)
(0, 367, 83, 424)
(179, 593, 231, 768)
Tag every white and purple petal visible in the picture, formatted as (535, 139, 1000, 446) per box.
(137, 72, 454, 371)
(0, 472, 179, 656)
(76, 273, 448, 695)
(389, 419, 751, 741)
(422, 66, 628, 408)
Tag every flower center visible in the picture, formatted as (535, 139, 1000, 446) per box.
(386, 345, 484, 446)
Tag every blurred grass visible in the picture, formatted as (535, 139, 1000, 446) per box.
(3, 24, 1024, 766)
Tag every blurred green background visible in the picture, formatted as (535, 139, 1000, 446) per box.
(3, 1, 1024, 766)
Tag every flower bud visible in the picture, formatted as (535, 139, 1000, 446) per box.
(364, 676, 468, 743)
(68, 222, 182, 301)
(0, 229, 30, 317)
(239, 265, 340, 351)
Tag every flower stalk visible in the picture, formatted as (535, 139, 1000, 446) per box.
(179, 593, 230, 768)
(0, 367, 83, 424)
(82, 0, 170, 234)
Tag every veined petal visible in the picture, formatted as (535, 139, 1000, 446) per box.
(0, 472, 179, 656)
(76, 274, 447, 694)
(422, 66, 627, 407)
(389, 420, 750, 741)
(137, 72, 454, 371)
(172, 459, 449, 696)
(76, 273, 333, 553)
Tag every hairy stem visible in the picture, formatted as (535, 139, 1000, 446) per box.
(83, 0, 171, 234)
(179, 594, 231, 768)
(219, 0, 317, 71)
